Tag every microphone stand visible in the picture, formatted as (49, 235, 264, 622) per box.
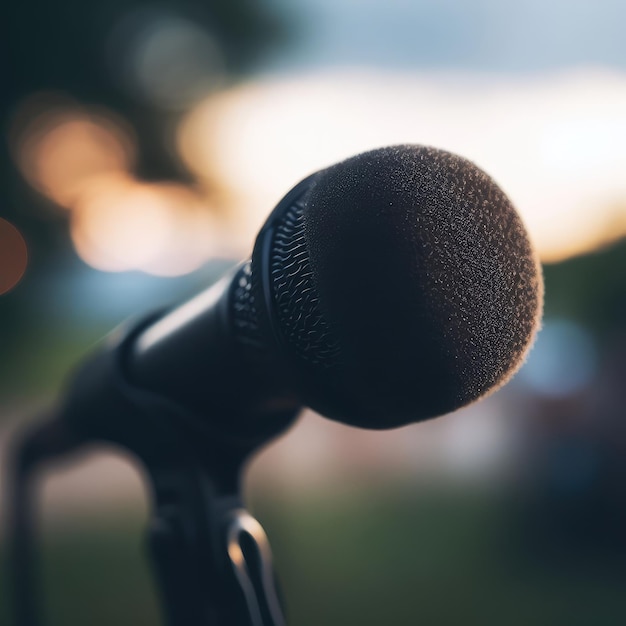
(7, 318, 297, 626)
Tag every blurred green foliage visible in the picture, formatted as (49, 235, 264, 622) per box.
(1, 486, 624, 626)
(544, 238, 626, 341)
(1, 0, 292, 403)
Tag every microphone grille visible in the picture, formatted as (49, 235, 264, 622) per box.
(269, 197, 340, 367)
(231, 261, 265, 352)
(240, 145, 543, 428)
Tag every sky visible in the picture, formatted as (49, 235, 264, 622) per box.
(264, 0, 626, 74)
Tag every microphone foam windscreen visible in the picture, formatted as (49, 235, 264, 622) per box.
(292, 145, 543, 427)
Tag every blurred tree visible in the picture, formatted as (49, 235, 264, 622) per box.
(0, 0, 292, 396)
(543, 238, 626, 343)
(2, 0, 290, 237)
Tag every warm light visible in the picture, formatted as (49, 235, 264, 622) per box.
(11, 93, 226, 277)
(0, 218, 28, 295)
(70, 174, 223, 275)
(11, 94, 136, 208)
(71, 174, 169, 272)
(179, 68, 626, 262)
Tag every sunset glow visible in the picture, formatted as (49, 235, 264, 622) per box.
(179, 68, 626, 263)
(13, 69, 626, 277)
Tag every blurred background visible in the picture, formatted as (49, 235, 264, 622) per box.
(2, 0, 626, 624)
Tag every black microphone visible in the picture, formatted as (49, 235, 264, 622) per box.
(34, 143, 542, 457)
(10, 145, 543, 626)
(126, 144, 542, 435)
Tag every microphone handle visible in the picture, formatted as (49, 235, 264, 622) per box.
(128, 265, 300, 439)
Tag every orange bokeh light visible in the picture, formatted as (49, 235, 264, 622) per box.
(11, 95, 136, 209)
(0, 218, 28, 295)
(11, 93, 224, 277)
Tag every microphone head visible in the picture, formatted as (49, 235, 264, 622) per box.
(248, 145, 543, 428)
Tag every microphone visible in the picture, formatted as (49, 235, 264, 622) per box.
(32, 143, 543, 458)
(10, 145, 542, 626)
(124, 144, 542, 436)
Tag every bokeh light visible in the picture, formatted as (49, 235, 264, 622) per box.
(10, 92, 228, 277)
(0, 218, 28, 295)
(11, 94, 137, 209)
(70, 173, 224, 276)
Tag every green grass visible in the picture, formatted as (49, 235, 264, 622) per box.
(255, 486, 626, 626)
(0, 323, 111, 403)
(1, 486, 625, 626)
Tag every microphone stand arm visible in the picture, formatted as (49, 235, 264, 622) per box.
(8, 318, 297, 626)
(147, 460, 286, 626)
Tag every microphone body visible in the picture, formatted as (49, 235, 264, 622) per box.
(11, 145, 544, 626)
(50, 145, 541, 450)
(54, 177, 319, 459)
(128, 268, 298, 433)
(127, 176, 320, 428)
